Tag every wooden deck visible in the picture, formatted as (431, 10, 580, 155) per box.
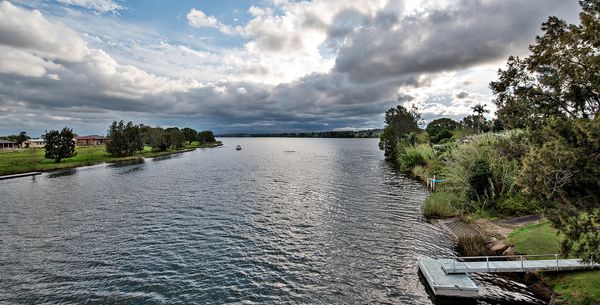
(0, 172, 42, 180)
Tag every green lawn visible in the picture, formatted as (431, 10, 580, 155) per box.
(0, 141, 221, 176)
(508, 220, 600, 304)
(508, 220, 561, 255)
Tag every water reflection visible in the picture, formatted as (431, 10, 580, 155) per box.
(46, 168, 78, 178)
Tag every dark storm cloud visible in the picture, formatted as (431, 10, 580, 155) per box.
(0, 0, 582, 134)
(333, 0, 579, 83)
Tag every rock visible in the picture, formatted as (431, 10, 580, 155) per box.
(503, 247, 515, 256)
(485, 237, 497, 245)
(490, 241, 508, 252)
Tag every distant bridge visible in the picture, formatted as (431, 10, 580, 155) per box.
(419, 255, 599, 298)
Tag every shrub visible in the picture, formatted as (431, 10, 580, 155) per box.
(496, 194, 541, 216)
(467, 159, 492, 200)
(457, 234, 490, 256)
(423, 191, 461, 218)
(398, 144, 435, 172)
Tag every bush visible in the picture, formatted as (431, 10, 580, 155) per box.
(467, 159, 492, 200)
(430, 129, 453, 144)
(423, 191, 461, 218)
(398, 144, 435, 172)
(457, 234, 490, 256)
(496, 194, 540, 216)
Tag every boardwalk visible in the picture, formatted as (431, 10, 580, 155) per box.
(419, 255, 599, 298)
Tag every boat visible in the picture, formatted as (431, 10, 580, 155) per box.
(236, 145, 242, 151)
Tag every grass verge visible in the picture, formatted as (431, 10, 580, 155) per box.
(508, 221, 600, 304)
(0, 141, 222, 176)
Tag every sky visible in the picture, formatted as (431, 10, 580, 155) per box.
(0, 0, 582, 136)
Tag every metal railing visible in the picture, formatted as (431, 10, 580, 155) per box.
(442, 254, 598, 273)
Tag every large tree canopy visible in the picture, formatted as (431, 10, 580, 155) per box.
(491, 0, 600, 129)
(379, 105, 421, 159)
(106, 121, 144, 157)
(492, 0, 600, 260)
(43, 128, 76, 163)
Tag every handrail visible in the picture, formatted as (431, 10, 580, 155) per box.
(453, 254, 561, 260)
(441, 254, 599, 273)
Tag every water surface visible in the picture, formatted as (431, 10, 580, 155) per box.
(0, 138, 544, 304)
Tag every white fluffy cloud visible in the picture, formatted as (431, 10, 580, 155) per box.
(187, 8, 218, 28)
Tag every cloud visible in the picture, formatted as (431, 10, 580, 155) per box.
(0, 1, 87, 61)
(0, 0, 582, 135)
(56, 0, 122, 13)
(187, 8, 220, 29)
(333, 0, 578, 83)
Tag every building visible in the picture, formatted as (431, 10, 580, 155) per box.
(0, 139, 16, 150)
(75, 135, 107, 146)
(23, 138, 46, 148)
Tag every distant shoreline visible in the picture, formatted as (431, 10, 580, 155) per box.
(0, 141, 222, 177)
(218, 129, 382, 138)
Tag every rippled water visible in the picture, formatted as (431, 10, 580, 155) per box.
(1, 138, 545, 304)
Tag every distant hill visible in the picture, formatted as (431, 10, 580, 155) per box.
(218, 129, 383, 138)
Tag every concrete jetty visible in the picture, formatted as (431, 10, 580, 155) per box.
(419, 255, 599, 298)
(0, 172, 42, 180)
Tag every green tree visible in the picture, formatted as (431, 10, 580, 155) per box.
(146, 127, 169, 151)
(462, 104, 491, 133)
(198, 130, 216, 143)
(378, 105, 421, 160)
(106, 121, 144, 157)
(491, 1, 600, 260)
(490, 1, 600, 129)
(1, 131, 30, 147)
(15, 131, 29, 146)
(519, 117, 599, 260)
(426, 118, 460, 143)
(43, 128, 76, 163)
(181, 127, 198, 144)
(166, 127, 185, 149)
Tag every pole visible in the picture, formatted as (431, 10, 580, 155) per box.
(486, 256, 489, 271)
(521, 256, 524, 271)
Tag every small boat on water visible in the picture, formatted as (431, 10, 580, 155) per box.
(236, 145, 242, 151)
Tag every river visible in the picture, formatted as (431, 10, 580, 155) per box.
(0, 138, 545, 304)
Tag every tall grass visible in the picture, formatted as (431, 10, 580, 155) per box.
(423, 191, 460, 218)
(439, 131, 526, 215)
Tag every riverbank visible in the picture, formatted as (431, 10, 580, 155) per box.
(433, 214, 600, 305)
(0, 141, 222, 176)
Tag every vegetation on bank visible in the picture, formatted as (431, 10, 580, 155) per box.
(380, 0, 599, 264)
(0, 141, 221, 176)
(508, 221, 600, 305)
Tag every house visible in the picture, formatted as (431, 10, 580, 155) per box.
(23, 138, 46, 148)
(75, 135, 107, 146)
(0, 139, 16, 150)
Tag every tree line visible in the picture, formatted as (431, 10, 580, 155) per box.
(36, 122, 216, 163)
(106, 122, 216, 157)
(380, 0, 599, 261)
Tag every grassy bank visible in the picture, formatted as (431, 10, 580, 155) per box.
(508, 221, 600, 305)
(0, 141, 222, 176)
